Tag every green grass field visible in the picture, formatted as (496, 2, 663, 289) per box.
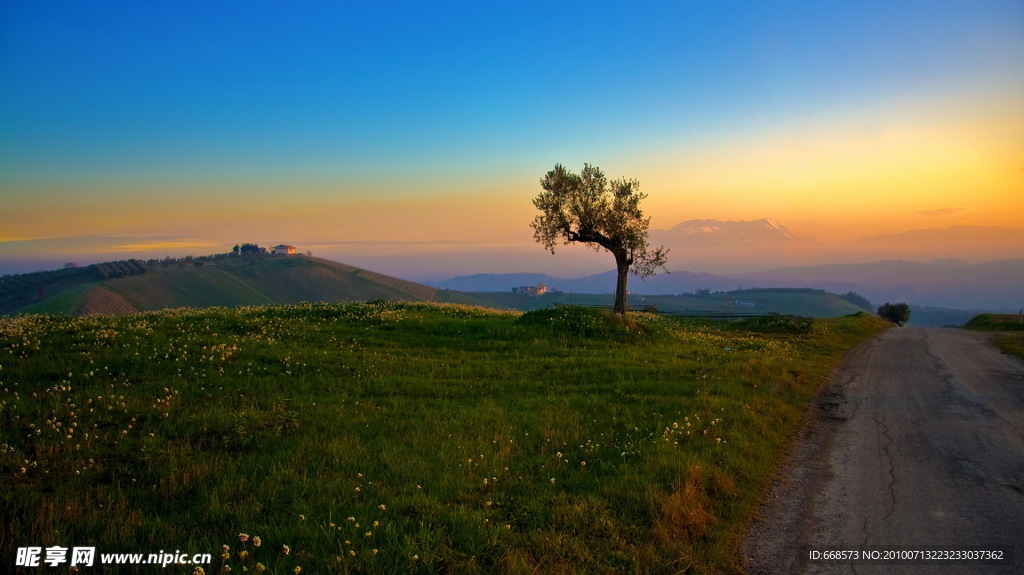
(0, 303, 888, 574)
(992, 334, 1024, 361)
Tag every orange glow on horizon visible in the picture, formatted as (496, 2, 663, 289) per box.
(638, 91, 1024, 243)
(2, 89, 1021, 268)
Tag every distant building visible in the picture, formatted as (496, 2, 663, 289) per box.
(273, 244, 297, 255)
(513, 283, 547, 296)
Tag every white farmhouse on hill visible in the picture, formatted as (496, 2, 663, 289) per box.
(273, 244, 297, 255)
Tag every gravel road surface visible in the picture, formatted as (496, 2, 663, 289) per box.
(744, 327, 1024, 574)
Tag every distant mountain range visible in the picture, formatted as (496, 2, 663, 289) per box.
(644, 218, 816, 271)
(642, 219, 1024, 272)
(426, 257, 1024, 311)
(652, 218, 797, 242)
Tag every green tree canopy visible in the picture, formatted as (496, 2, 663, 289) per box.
(877, 302, 911, 326)
(531, 163, 668, 316)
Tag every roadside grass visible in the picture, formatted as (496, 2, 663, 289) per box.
(991, 333, 1024, 362)
(0, 303, 888, 574)
(964, 313, 1024, 361)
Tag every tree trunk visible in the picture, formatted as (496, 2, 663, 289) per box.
(614, 252, 630, 316)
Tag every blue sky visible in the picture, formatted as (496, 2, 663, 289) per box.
(2, 1, 1022, 276)
(3, 1, 1014, 175)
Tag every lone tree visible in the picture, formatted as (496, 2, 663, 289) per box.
(531, 163, 668, 316)
(877, 302, 911, 326)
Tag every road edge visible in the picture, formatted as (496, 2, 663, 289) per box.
(740, 335, 879, 574)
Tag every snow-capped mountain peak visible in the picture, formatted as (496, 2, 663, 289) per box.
(662, 218, 794, 240)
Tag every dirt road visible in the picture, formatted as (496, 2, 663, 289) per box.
(744, 327, 1024, 574)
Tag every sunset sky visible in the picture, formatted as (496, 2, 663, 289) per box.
(2, 1, 1022, 277)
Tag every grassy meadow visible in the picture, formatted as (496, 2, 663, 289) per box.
(1, 302, 888, 574)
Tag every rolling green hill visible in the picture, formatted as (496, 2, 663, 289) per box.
(468, 287, 868, 318)
(964, 313, 1024, 331)
(6, 254, 485, 316)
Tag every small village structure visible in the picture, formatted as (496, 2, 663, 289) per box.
(233, 243, 298, 255)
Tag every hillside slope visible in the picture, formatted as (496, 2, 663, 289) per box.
(0, 259, 148, 315)
(468, 288, 868, 318)
(10, 254, 480, 316)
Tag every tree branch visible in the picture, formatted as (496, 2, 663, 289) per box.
(568, 228, 618, 254)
